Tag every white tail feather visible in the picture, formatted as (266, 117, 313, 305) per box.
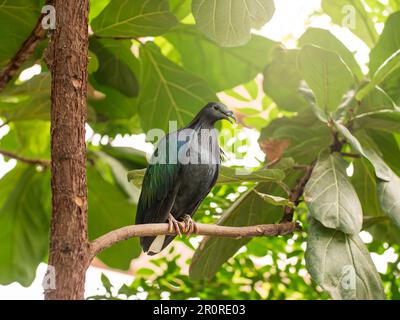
(148, 235, 165, 254)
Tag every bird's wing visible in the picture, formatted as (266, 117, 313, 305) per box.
(136, 135, 182, 225)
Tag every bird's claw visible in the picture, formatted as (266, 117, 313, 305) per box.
(168, 214, 183, 237)
(182, 214, 198, 236)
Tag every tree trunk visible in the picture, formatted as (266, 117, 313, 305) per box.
(45, 0, 90, 300)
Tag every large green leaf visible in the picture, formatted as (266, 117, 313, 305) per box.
(304, 152, 363, 234)
(90, 38, 139, 98)
(192, 0, 275, 47)
(0, 0, 41, 68)
(377, 170, 400, 230)
(305, 219, 385, 300)
(169, 0, 192, 20)
(263, 49, 308, 112)
(101, 146, 147, 170)
(189, 183, 283, 280)
(352, 158, 383, 217)
(298, 45, 355, 114)
(357, 49, 400, 100)
(0, 73, 50, 121)
(88, 167, 141, 270)
(353, 86, 397, 115)
(164, 26, 276, 91)
(138, 42, 216, 132)
(0, 166, 50, 286)
(189, 162, 300, 280)
(354, 109, 400, 132)
(0, 120, 50, 159)
(321, 0, 378, 48)
(259, 111, 332, 164)
(299, 28, 363, 80)
(95, 150, 141, 203)
(334, 122, 392, 181)
(368, 129, 400, 175)
(91, 0, 177, 37)
(89, 76, 138, 120)
(369, 12, 400, 75)
(128, 165, 285, 188)
(368, 12, 400, 104)
(351, 147, 400, 244)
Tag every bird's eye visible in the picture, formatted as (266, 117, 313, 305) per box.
(213, 105, 218, 110)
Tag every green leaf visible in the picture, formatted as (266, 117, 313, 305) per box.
(100, 146, 147, 169)
(89, 0, 111, 22)
(88, 166, 141, 270)
(354, 109, 400, 132)
(304, 152, 363, 234)
(298, 45, 355, 113)
(0, 0, 41, 68)
(259, 111, 332, 164)
(263, 49, 308, 112)
(101, 273, 112, 294)
(91, 0, 177, 37)
(369, 12, 400, 75)
(0, 166, 50, 286)
(192, 0, 275, 47)
(357, 49, 400, 100)
(169, 0, 192, 21)
(321, 0, 378, 48)
(90, 38, 139, 98)
(95, 150, 141, 203)
(189, 183, 283, 280)
(0, 73, 50, 121)
(88, 51, 99, 74)
(217, 166, 285, 184)
(377, 170, 400, 230)
(354, 86, 398, 115)
(368, 129, 400, 175)
(352, 158, 383, 217)
(138, 42, 216, 132)
(299, 28, 363, 80)
(334, 121, 392, 181)
(0, 120, 50, 159)
(253, 190, 293, 207)
(305, 219, 385, 300)
(164, 26, 276, 91)
(89, 75, 138, 120)
(369, 12, 400, 105)
(128, 165, 285, 188)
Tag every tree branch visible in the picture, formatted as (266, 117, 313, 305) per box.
(90, 221, 301, 259)
(0, 1, 52, 91)
(281, 161, 316, 223)
(0, 149, 50, 166)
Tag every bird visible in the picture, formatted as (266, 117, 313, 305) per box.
(136, 102, 236, 255)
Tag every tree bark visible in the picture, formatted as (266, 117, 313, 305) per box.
(45, 0, 90, 300)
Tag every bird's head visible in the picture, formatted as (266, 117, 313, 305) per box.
(200, 102, 236, 124)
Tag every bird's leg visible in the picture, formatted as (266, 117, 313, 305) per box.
(168, 214, 183, 237)
(182, 214, 198, 236)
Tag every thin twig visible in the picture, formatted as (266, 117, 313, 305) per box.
(0, 149, 50, 166)
(0, 1, 53, 91)
(281, 161, 316, 223)
(0, 120, 10, 129)
(90, 221, 302, 258)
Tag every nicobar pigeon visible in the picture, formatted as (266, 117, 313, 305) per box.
(136, 102, 236, 255)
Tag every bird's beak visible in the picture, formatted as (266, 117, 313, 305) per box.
(223, 111, 236, 124)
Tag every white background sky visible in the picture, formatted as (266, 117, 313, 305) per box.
(0, 0, 397, 299)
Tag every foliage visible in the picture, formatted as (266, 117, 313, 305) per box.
(0, 0, 399, 300)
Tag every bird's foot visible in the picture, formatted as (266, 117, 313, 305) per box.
(182, 214, 198, 236)
(168, 214, 183, 237)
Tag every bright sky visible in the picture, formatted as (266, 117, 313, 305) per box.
(0, 0, 396, 299)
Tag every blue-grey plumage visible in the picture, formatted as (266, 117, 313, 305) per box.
(136, 102, 236, 255)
